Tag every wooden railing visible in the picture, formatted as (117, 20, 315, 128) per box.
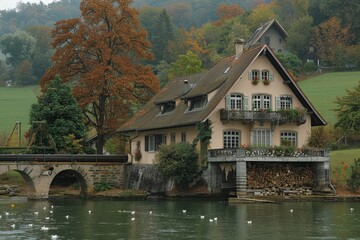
(220, 109, 306, 124)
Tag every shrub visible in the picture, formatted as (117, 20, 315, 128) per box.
(94, 182, 113, 192)
(156, 142, 198, 189)
(303, 62, 317, 74)
(347, 158, 360, 191)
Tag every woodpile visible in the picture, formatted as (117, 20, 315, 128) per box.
(247, 162, 313, 196)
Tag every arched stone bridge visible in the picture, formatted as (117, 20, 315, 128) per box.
(0, 154, 129, 199)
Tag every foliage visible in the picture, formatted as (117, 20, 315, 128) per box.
(246, 2, 277, 31)
(274, 0, 310, 27)
(192, 121, 212, 146)
(278, 108, 306, 122)
(63, 134, 84, 154)
(347, 158, 360, 192)
(168, 51, 203, 79)
(156, 142, 198, 189)
(312, 17, 352, 67)
(307, 126, 337, 148)
(303, 62, 317, 74)
(29, 75, 86, 152)
(214, 3, 244, 26)
(277, 53, 302, 77)
(40, 0, 160, 154)
(94, 182, 114, 192)
(334, 82, 360, 135)
(332, 160, 348, 187)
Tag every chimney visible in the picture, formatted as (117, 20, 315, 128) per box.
(183, 79, 189, 93)
(234, 38, 246, 58)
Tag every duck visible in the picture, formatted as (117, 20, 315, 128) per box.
(214, 217, 218, 221)
(34, 212, 39, 215)
(41, 225, 49, 231)
(28, 224, 33, 227)
(149, 211, 152, 214)
(182, 210, 187, 213)
(247, 220, 252, 224)
(10, 224, 15, 228)
(65, 215, 69, 219)
(131, 211, 135, 215)
(350, 208, 355, 211)
(290, 209, 294, 213)
(200, 216, 205, 219)
(43, 207, 47, 210)
(51, 235, 59, 240)
(209, 219, 214, 222)
(5, 212, 9, 216)
(51, 205, 54, 209)
(88, 210, 92, 214)
(45, 217, 50, 220)
(131, 217, 135, 221)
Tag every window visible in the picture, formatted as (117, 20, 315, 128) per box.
(280, 131, 297, 146)
(279, 38, 282, 44)
(171, 133, 176, 143)
(188, 96, 207, 111)
(261, 70, 269, 80)
(145, 134, 166, 152)
(251, 129, 271, 147)
(251, 70, 260, 80)
(223, 130, 240, 149)
(160, 101, 175, 114)
(279, 96, 292, 109)
(181, 132, 187, 142)
(252, 94, 271, 110)
(230, 94, 242, 110)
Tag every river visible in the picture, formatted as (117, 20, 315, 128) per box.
(0, 197, 359, 240)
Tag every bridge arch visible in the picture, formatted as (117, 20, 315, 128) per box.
(50, 169, 89, 197)
(0, 167, 36, 196)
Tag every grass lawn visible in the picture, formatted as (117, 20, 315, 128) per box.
(330, 148, 360, 186)
(0, 85, 39, 137)
(298, 71, 360, 125)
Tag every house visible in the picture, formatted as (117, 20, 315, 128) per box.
(245, 19, 288, 55)
(118, 39, 333, 196)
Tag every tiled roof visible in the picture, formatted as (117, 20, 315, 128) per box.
(118, 44, 326, 133)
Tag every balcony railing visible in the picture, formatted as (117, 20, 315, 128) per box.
(208, 147, 330, 162)
(220, 109, 306, 125)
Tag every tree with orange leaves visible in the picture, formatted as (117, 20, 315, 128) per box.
(214, 3, 244, 26)
(40, 0, 159, 154)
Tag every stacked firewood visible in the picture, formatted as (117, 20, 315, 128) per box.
(247, 162, 313, 190)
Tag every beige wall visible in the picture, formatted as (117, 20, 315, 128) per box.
(208, 55, 311, 149)
(130, 126, 198, 164)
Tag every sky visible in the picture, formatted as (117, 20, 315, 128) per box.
(0, 0, 54, 10)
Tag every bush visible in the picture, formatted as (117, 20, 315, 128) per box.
(156, 142, 198, 189)
(303, 62, 317, 74)
(347, 158, 360, 191)
(94, 182, 113, 192)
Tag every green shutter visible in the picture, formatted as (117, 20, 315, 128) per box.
(225, 95, 231, 109)
(275, 96, 280, 110)
(248, 71, 252, 80)
(269, 73, 274, 81)
(243, 96, 249, 110)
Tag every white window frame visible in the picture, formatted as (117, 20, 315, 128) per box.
(251, 70, 260, 80)
(223, 130, 241, 149)
(261, 70, 269, 80)
(252, 94, 271, 110)
(280, 131, 297, 146)
(251, 129, 271, 147)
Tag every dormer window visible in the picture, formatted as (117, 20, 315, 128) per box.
(159, 101, 175, 115)
(188, 96, 207, 111)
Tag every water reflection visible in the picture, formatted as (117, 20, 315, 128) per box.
(0, 198, 360, 239)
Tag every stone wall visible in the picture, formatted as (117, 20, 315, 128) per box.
(88, 164, 127, 188)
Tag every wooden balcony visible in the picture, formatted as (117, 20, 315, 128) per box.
(208, 147, 330, 163)
(220, 109, 306, 125)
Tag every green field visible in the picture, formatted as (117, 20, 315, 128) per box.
(330, 148, 360, 186)
(298, 71, 360, 125)
(0, 86, 39, 137)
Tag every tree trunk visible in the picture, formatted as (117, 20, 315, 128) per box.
(96, 134, 105, 154)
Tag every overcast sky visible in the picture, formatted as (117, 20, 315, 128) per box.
(0, 0, 54, 10)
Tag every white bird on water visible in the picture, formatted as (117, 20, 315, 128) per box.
(214, 217, 218, 221)
(131, 217, 135, 221)
(45, 217, 50, 220)
(131, 211, 135, 215)
(41, 225, 49, 231)
(28, 224, 33, 227)
(10, 224, 15, 229)
(350, 208, 355, 212)
(149, 211, 152, 214)
(34, 212, 39, 215)
(51, 235, 59, 240)
(200, 216, 205, 219)
(182, 210, 187, 213)
(43, 207, 47, 210)
(50, 210, 53, 214)
(247, 220, 252, 224)
(65, 215, 69, 219)
(209, 219, 214, 222)
(290, 209, 294, 213)
(88, 210, 92, 214)
(5, 212, 9, 216)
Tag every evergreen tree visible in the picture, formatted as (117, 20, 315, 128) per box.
(153, 9, 174, 62)
(29, 75, 86, 152)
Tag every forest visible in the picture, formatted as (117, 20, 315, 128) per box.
(0, 0, 359, 87)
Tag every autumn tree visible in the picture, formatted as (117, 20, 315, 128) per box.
(312, 17, 352, 67)
(168, 51, 203, 80)
(214, 3, 244, 26)
(40, 0, 159, 153)
(246, 2, 277, 31)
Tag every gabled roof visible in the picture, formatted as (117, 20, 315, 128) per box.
(118, 44, 326, 133)
(245, 19, 288, 49)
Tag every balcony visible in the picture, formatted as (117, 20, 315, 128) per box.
(220, 109, 306, 125)
(208, 147, 330, 163)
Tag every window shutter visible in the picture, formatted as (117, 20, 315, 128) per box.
(248, 71, 252, 80)
(243, 96, 249, 110)
(275, 96, 280, 110)
(145, 136, 149, 152)
(269, 73, 274, 81)
(225, 95, 231, 109)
